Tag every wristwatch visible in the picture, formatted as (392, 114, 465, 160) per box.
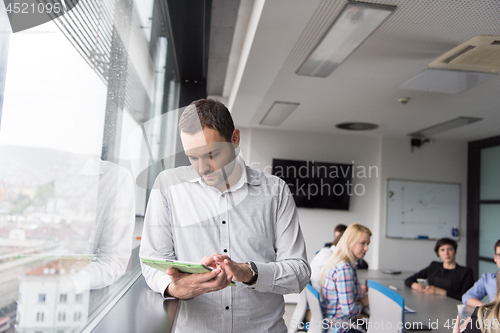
(243, 261, 258, 285)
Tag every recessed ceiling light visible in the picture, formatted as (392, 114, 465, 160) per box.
(296, 1, 396, 78)
(336, 122, 378, 130)
(408, 116, 482, 138)
(260, 102, 300, 126)
(400, 68, 496, 94)
(398, 97, 411, 104)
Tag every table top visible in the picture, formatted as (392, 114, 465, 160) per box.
(93, 270, 475, 333)
(357, 269, 414, 281)
(357, 270, 476, 332)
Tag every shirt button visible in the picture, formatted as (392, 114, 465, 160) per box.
(225, 306, 229, 310)
(222, 221, 226, 224)
(221, 194, 225, 198)
(223, 249, 227, 253)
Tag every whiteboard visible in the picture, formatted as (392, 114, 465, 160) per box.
(386, 179, 460, 240)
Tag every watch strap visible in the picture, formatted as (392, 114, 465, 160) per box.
(243, 261, 258, 285)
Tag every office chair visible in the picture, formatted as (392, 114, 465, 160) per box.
(366, 280, 405, 333)
(288, 282, 323, 333)
(288, 288, 308, 333)
(304, 282, 323, 333)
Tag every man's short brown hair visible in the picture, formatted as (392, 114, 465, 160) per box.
(178, 99, 235, 142)
(495, 239, 500, 252)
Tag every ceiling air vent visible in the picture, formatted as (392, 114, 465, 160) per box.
(429, 36, 500, 73)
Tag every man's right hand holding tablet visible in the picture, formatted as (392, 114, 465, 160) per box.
(164, 255, 233, 299)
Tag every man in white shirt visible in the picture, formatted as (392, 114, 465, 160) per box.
(139, 99, 310, 333)
(309, 224, 346, 290)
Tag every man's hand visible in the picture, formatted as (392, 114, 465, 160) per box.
(209, 255, 254, 283)
(165, 265, 232, 300)
(359, 294, 369, 307)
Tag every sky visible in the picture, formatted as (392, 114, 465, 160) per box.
(0, 0, 159, 158)
(0, 19, 108, 156)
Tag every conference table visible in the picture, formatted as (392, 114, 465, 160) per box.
(357, 270, 476, 332)
(91, 270, 476, 333)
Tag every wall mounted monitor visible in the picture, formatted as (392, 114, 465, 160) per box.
(272, 158, 353, 210)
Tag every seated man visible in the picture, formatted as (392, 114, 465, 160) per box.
(462, 239, 500, 306)
(310, 224, 346, 290)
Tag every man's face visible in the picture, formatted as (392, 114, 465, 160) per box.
(495, 246, 500, 269)
(180, 127, 240, 187)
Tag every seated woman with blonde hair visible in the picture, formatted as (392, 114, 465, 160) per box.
(454, 273, 500, 333)
(321, 223, 371, 333)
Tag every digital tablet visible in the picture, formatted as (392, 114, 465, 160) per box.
(141, 258, 213, 274)
(141, 257, 235, 286)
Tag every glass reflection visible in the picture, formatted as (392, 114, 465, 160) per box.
(2, 156, 135, 333)
(0, 0, 178, 329)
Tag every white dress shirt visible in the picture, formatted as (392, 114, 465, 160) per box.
(139, 157, 310, 333)
(310, 245, 336, 291)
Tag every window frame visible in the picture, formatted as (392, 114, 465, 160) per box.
(467, 134, 500, 279)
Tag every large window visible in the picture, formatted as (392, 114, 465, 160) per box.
(0, 0, 179, 331)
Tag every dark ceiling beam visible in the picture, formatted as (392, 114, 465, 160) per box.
(207, 0, 240, 96)
(167, 0, 212, 85)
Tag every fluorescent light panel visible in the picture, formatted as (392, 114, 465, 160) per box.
(260, 102, 299, 126)
(400, 68, 496, 94)
(297, 1, 395, 78)
(408, 117, 483, 138)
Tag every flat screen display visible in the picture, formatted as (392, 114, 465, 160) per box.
(272, 158, 353, 210)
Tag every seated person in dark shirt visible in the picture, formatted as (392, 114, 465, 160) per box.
(404, 238, 474, 301)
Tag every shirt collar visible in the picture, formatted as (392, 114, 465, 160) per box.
(180, 156, 262, 188)
(244, 161, 262, 187)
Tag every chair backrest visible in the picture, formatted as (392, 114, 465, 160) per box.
(287, 288, 308, 333)
(304, 282, 323, 333)
(367, 280, 405, 333)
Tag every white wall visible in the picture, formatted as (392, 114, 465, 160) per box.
(239, 128, 382, 268)
(239, 128, 468, 272)
(378, 137, 468, 271)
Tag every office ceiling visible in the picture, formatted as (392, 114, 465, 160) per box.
(207, 0, 500, 142)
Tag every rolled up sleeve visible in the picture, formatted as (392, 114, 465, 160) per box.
(139, 176, 175, 297)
